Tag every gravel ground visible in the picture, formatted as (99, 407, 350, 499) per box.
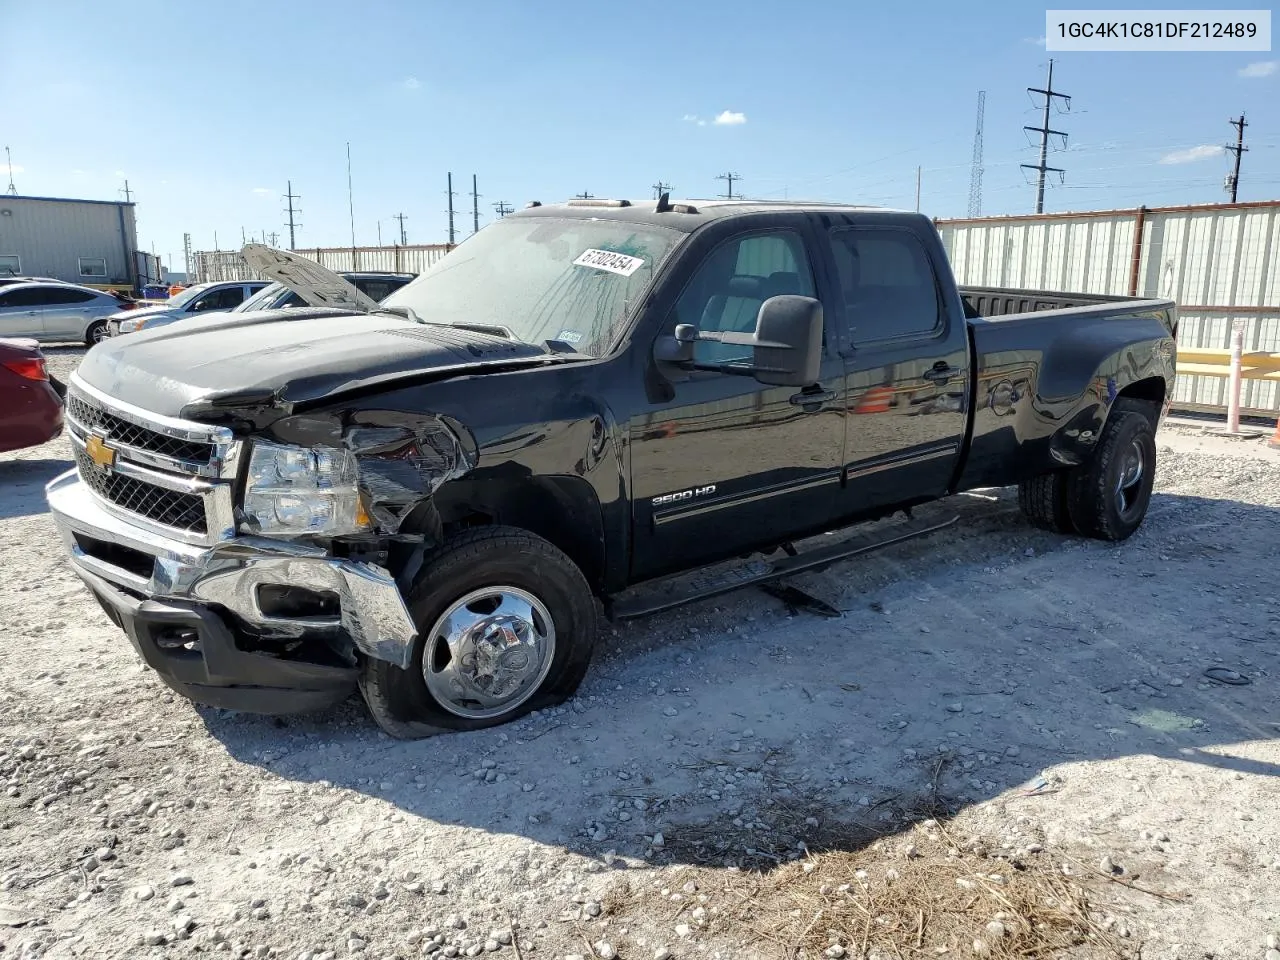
(0, 349, 1277, 959)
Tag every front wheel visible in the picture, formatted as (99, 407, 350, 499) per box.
(359, 526, 598, 739)
(86, 321, 109, 345)
(1066, 405, 1157, 541)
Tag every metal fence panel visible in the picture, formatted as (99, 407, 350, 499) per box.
(191, 244, 452, 284)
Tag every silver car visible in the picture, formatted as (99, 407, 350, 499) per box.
(0, 282, 126, 344)
(105, 281, 269, 337)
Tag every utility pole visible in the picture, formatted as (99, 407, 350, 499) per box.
(1225, 113, 1248, 203)
(120, 179, 133, 203)
(493, 201, 513, 218)
(716, 172, 741, 199)
(267, 231, 279, 246)
(346, 143, 356, 249)
(1022, 60, 1070, 214)
(574, 190, 594, 199)
(446, 172, 457, 245)
(393, 212, 408, 245)
(915, 166, 922, 212)
(283, 180, 301, 250)
(3, 146, 15, 195)
(377, 221, 382, 246)
(241, 226, 247, 245)
(968, 90, 986, 217)
(470, 174, 481, 234)
(651, 180, 672, 199)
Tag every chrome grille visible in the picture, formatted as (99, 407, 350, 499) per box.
(64, 376, 240, 546)
(74, 447, 208, 534)
(65, 392, 214, 466)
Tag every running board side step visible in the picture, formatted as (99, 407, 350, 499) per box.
(606, 514, 959, 621)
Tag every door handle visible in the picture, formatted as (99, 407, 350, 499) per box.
(922, 363, 958, 384)
(789, 389, 836, 410)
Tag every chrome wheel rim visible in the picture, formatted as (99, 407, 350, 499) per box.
(422, 586, 555, 720)
(1114, 438, 1145, 516)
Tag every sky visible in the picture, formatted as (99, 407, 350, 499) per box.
(3, 0, 1278, 272)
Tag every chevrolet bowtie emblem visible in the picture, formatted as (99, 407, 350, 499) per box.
(85, 434, 115, 469)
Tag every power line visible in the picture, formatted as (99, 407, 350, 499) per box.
(716, 172, 742, 199)
(283, 180, 302, 250)
(470, 174, 481, 234)
(393, 212, 408, 245)
(652, 180, 672, 199)
(493, 201, 513, 218)
(1225, 113, 1248, 203)
(1021, 59, 1071, 214)
(967, 91, 985, 217)
(446, 172, 457, 245)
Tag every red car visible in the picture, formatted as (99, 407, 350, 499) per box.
(0, 338, 63, 453)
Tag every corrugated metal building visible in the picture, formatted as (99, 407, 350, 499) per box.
(0, 194, 140, 291)
(936, 200, 1280, 416)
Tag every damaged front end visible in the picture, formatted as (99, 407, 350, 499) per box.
(47, 374, 479, 713)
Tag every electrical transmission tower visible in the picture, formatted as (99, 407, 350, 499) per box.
(575, 190, 594, 199)
(716, 172, 741, 199)
(3, 147, 15, 195)
(267, 231, 279, 246)
(1225, 113, 1248, 203)
(968, 91, 986, 217)
(652, 180, 672, 199)
(493, 201, 513, 218)
(1022, 60, 1070, 214)
(393, 212, 408, 245)
(445, 173, 457, 245)
(283, 181, 302, 250)
(470, 174, 481, 234)
(120, 179, 133, 203)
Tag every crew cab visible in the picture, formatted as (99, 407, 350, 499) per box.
(45, 199, 1177, 738)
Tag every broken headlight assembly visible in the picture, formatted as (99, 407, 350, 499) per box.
(239, 441, 371, 537)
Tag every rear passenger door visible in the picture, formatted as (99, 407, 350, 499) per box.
(0, 287, 47, 338)
(821, 220, 971, 519)
(40, 287, 102, 340)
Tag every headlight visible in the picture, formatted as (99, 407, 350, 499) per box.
(118, 317, 145, 333)
(240, 441, 371, 537)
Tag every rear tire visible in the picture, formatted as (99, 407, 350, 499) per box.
(360, 526, 597, 739)
(1017, 472, 1075, 534)
(1066, 404, 1157, 542)
(86, 321, 108, 345)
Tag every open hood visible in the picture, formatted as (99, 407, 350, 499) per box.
(241, 243, 381, 312)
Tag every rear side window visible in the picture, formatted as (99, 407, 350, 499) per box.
(44, 287, 96, 305)
(0, 287, 47, 307)
(828, 228, 941, 345)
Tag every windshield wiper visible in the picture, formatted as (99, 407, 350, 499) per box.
(447, 321, 516, 339)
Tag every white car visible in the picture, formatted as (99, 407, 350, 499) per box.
(0, 282, 128, 344)
(105, 280, 269, 337)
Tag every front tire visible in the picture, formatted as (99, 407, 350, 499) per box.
(86, 321, 108, 345)
(360, 526, 597, 739)
(1066, 404, 1157, 541)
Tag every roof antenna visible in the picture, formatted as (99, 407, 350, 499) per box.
(655, 191, 672, 213)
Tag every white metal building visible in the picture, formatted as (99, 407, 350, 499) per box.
(0, 194, 141, 291)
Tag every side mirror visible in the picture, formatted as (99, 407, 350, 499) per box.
(652, 295, 823, 388)
(749, 295, 823, 387)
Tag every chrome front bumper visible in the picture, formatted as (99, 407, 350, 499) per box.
(46, 469, 418, 669)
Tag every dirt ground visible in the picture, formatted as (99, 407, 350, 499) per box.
(0, 349, 1276, 960)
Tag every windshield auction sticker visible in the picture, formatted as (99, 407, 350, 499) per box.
(573, 249, 646, 277)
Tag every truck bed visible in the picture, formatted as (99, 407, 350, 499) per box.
(958, 284, 1160, 321)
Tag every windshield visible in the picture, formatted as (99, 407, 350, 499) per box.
(381, 216, 684, 357)
(234, 282, 285, 312)
(164, 282, 217, 308)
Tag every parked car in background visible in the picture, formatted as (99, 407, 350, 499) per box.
(105, 281, 269, 337)
(0, 282, 128, 344)
(233, 271, 417, 312)
(0, 338, 63, 452)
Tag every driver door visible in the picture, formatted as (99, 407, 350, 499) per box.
(628, 220, 847, 581)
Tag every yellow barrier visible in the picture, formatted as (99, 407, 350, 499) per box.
(1176, 348, 1280, 382)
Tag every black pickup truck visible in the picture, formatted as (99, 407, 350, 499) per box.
(46, 199, 1177, 737)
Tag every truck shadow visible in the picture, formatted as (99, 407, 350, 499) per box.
(0, 458, 72, 520)
(194, 488, 1280, 872)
